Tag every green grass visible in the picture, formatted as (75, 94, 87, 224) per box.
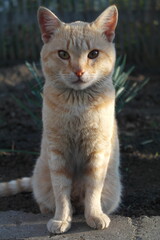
(113, 56, 149, 113)
(12, 62, 43, 128)
(0, 149, 39, 156)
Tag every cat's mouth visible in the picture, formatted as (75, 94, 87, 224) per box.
(70, 77, 91, 90)
(72, 78, 86, 84)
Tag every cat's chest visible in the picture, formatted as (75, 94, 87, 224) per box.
(44, 98, 114, 173)
(44, 93, 115, 139)
(61, 105, 100, 133)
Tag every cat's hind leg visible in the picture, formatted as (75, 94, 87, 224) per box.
(32, 157, 55, 214)
(101, 139, 121, 214)
(101, 168, 121, 214)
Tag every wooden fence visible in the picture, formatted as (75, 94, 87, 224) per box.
(0, 0, 160, 68)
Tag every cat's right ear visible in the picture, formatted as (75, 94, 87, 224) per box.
(37, 7, 62, 43)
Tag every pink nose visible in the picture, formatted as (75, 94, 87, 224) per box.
(75, 70, 84, 77)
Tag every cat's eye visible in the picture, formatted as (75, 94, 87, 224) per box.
(88, 50, 99, 59)
(58, 50, 70, 60)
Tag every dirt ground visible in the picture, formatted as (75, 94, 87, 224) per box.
(0, 64, 160, 217)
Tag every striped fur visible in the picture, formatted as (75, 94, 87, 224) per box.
(0, 5, 122, 234)
(0, 177, 32, 196)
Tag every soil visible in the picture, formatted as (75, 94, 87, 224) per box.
(0, 64, 160, 218)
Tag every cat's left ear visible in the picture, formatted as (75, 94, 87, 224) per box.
(93, 5, 118, 42)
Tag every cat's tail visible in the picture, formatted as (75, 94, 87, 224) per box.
(0, 177, 32, 197)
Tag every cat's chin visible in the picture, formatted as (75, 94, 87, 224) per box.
(70, 81, 92, 91)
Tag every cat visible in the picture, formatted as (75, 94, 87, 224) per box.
(0, 5, 121, 234)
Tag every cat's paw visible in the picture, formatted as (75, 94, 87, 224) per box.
(86, 213, 110, 230)
(47, 218, 71, 234)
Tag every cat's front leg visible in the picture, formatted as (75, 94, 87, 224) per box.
(84, 149, 111, 230)
(47, 150, 73, 234)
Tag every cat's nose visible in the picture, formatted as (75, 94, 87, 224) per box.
(75, 70, 84, 77)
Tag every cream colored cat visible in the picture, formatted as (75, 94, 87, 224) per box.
(0, 5, 121, 234)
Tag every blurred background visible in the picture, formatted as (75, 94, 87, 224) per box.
(0, 0, 160, 70)
(0, 0, 160, 219)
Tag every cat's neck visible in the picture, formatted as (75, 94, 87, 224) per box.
(44, 74, 115, 106)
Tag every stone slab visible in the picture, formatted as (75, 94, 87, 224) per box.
(1, 211, 160, 240)
(135, 216, 160, 240)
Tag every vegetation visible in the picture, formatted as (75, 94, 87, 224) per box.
(112, 56, 149, 113)
(13, 62, 43, 128)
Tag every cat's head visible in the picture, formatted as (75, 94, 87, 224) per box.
(38, 6, 118, 91)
